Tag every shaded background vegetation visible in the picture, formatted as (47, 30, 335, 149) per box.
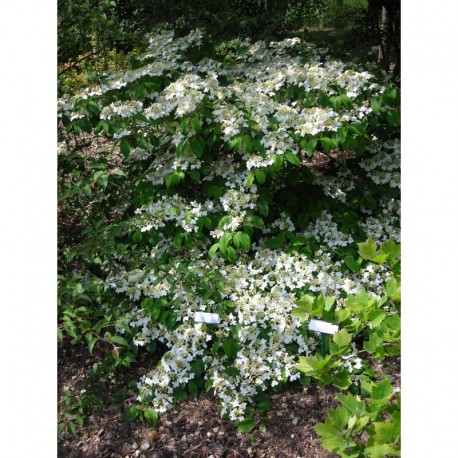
(58, 0, 400, 95)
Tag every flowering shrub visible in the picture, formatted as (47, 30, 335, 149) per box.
(58, 28, 400, 433)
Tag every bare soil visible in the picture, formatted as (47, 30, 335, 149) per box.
(58, 339, 339, 458)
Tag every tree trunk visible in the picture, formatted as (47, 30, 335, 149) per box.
(379, 3, 393, 69)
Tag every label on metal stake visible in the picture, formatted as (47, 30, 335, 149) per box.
(194, 312, 220, 324)
(308, 319, 338, 335)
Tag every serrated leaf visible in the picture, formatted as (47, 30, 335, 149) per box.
(367, 310, 387, 328)
(370, 252, 390, 264)
(144, 407, 158, 426)
(358, 239, 378, 259)
(332, 370, 351, 389)
(333, 329, 352, 348)
(291, 306, 309, 321)
(335, 308, 351, 323)
(373, 420, 397, 443)
(384, 277, 401, 300)
(324, 296, 336, 311)
(365, 443, 399, 458)
(345, 256, 361, 272)
(336, 393, 366, 416)
(297, 355, 317, 376)
(372, 379, 393, 403)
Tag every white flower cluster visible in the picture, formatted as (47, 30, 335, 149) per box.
(135, 195, 216, 234)
(60, 29, 400, 422)
(302, 211, 354, 248)
(360, 139, 400, 189)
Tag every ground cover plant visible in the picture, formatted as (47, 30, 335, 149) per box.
(58, 27, 400, 456)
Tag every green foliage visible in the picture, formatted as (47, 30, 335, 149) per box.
(315, 381, 400, 457)
(58, 24, 400, 443)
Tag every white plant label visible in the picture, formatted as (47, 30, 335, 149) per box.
(194, 312, 220, 324)
(308, 319, 339, 335)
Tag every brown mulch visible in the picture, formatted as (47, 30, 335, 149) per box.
(58, 340, 339, 458)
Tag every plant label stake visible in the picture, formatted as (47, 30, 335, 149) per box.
(194, 312, 220, 324)
(308, 319, 339, 357)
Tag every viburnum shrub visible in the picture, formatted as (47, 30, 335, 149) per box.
(58, 28, 400, 432)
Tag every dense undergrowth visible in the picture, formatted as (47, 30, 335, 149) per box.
(58, 27, 400, 457)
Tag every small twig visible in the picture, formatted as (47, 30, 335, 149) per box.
(182, 441, 205, 455)
(59, 50, 100, 76)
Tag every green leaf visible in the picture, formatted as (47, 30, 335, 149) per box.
(358, 239, 378, 259)
(227, 246, 237, 263)
(122, 405, 139, 422)
(188, 381, 198, 398)
(190, 138, 205, 157)
(270, 154, 283, 172)
(244, 214, 264, 229)
(365, 443, 399, 458)
(335, 308, 351, 323)
(285, 150, 300, 165)
(367, 310, 387, 328)
(144, 408, 158, 426)
(386, 110, 400, 127)
(345, 256, 361, 273)
(336, 393, 365, 416)
(371, 97, 382, 113)
(85, 332, 97, 355)
(384, 277, 401, 301)
(208, 185, 223, 200)
(237, 417, 256, 433)
(373, 420, 397, 444)
(209, 243, 219, 258)
(255, 169, 266, 183)
(370, 252, 390, 264)
(191, 116, 201, 132)
(371, 379, 393, 404)
(132, 231, 142, 243)
(233, 232, 250, 250)
(110, 335, 131, 347)
(305, 138, 317, 157)
(120, 139, 130, 158)
(258, 201, 269, 217)
(332, 370, 351, 389)
(324, 296, 336, 312)
(246, 172, 255, 189)
(291, 306, 309, 321)
(222, 339, 240, 358)
(333, 329, 352, 348)
(320, 137, 337, 153)
(189, 169, 200, 181)
(297, 355, 317, 376)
